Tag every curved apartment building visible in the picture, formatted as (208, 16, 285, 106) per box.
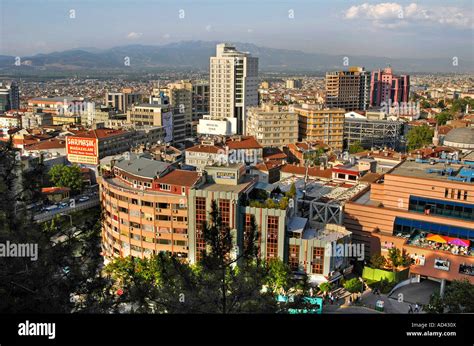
(99, 154, 202, 260)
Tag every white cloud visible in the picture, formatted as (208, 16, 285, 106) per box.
(126, 32, 143, 39)
(344, 2, 472, 29)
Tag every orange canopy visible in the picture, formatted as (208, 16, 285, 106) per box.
(426, 234, 448, 243)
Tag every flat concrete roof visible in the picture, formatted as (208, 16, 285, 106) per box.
(352, 189, 382, 206)
(199, 176, 255, 194)
(114, 157, 171, 179)
(390, 160, 473, 184)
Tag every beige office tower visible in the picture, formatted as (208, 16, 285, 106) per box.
(246, 104, 298, 147)
(105, 88, 141, 112)
(295, 104, 345, 151)
(210, 43, 258, 135)
(325, 67, 370, 111)
(157, 81, 193, 136)
(285, 79, 302, 89)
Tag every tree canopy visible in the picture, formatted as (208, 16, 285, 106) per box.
(349, 141, 364, 154)
(426, 279, 474, 313)
(435, 112, 452, 125)
(0, 140, 105, 313)
(407, 125, 434, 151)
(48, 164, 84, 194)
(343, 278, 363, 293)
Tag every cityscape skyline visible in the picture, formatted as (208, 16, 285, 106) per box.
(0, 1, 473, 343)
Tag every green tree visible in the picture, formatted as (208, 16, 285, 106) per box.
(0, 140, 106, 313)
(265, 198, 278, 209)
(387, 248, 412, 271)
(442, 279, 474, 313)
(102, 253, 204, 313)
(318, 282, 332, 294)
(303, 148, 325, 166)
(349, 141, 364, 154)
(407, 125, 434, 151)
(426, 292, 445, 313)
(48, 164, 84, 194)
(450, 97, 474, 115)
(279, 197, 289, 210)
(343, 278, 363, 293)
(369, 253, 387, 269)
(198, 200, 277, 313)
(286, 183, 296, 199)
(420, 100, 431, 109)
(102, 202, 317, 314)
(426, 279, 474, 313)
(265, 259, 292, 293)
(435, 112, 452, 125)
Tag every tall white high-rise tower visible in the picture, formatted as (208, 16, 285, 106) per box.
(209, 43, 258, 135)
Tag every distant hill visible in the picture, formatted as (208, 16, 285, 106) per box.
(1, 41, 472, 73)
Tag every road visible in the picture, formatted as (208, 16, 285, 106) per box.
(33, 195, 100, 223)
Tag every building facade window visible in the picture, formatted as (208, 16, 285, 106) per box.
(408, 196, 474, 221)
(266, 216, 279, 261)
(219, 199, 231, 228)
(288, 245, 300, 271)
(195, 197, 207, 261)
(312, 247, 324, 274)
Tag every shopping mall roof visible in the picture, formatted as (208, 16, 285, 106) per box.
(390, 159, 474, 184)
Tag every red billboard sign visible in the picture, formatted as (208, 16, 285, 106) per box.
(66, 136, 98, 165)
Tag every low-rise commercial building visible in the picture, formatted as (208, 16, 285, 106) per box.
(344, 159, 474, 287)
(185, 136, 263, 171)
(246, 104, 298, 147)
(295, 104, 345, 151)
(344, 111, 406, 150)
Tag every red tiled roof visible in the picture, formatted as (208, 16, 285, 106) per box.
(254, 160, 282, 172)
(437, 125, 453, 135)
(11, 138, 40, 146)
(25, 139, 65, 151)
(155, 169, 200, 187)
(265, 153, 287, 160)
(186, 144, 222, 154)
(69, 128, 127, 139)
(356, 150, 406, 161)
(226, 136, 262, 150)
(263, 148, 287, 160)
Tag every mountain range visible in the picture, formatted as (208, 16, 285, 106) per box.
(1, 41, 472, 73)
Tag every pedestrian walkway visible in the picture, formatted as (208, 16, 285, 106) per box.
(322, 287, 423, 314)
(388, 279, 439, 305)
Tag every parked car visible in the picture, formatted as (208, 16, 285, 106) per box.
(78, 196, 90, 203)
(44, 204, 59, 212)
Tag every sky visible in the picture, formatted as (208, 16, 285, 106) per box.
(0, 0, 473, 59)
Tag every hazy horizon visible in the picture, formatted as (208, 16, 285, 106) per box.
(1, 0, 473, 60)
